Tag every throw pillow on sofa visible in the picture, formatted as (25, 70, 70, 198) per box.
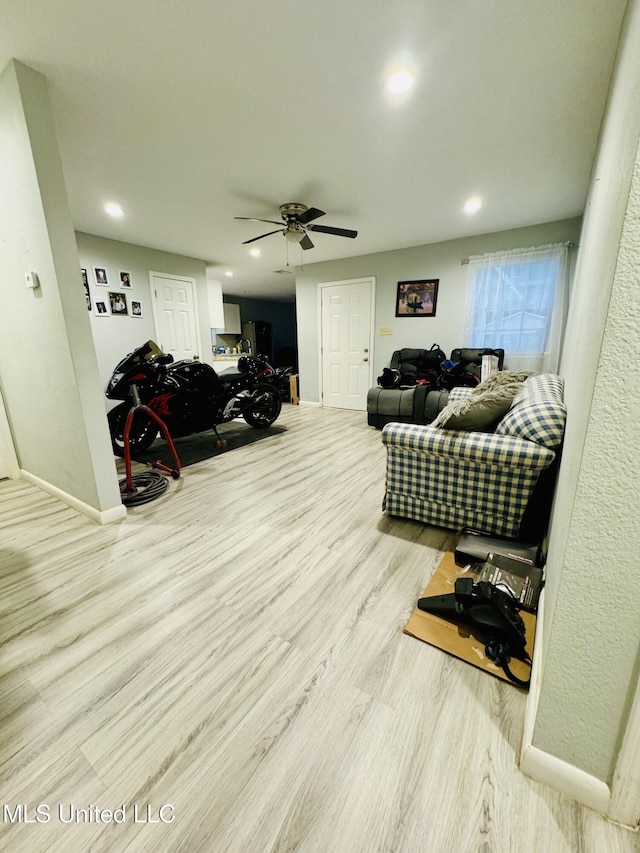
(432, 370, 531, 432)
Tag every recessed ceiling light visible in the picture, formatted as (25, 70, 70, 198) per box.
(463, 197, 482, 215)
(104, 202, 124, 218)
(249, 248, 261, 257)
(224, 270, 234, 277)
(386, 70, 414, 95)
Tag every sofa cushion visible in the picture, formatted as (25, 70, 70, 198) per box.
(513, 372, 564, 403)
(432, 370, 530, 432)
(496, 375, 566, 449)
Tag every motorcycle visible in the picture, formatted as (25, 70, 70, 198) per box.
(105, 340, 282, 456)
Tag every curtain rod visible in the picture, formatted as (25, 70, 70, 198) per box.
(460, 241, 575, 265)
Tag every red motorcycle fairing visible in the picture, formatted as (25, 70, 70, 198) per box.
(147, 393, 174, 417)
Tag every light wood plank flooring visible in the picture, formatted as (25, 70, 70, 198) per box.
(0, 405, 637, 852)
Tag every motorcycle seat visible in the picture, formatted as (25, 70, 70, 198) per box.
(216, 369, 245, 383)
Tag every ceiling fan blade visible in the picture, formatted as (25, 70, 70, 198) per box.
(235, 216, 285, 226)
(242, 229, 284, 244)
(296, 207, 325, 225)
(306, 224, 358, 239)
(300, 233, 314, 250)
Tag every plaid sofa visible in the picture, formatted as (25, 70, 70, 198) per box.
(381, 374, 566, 538)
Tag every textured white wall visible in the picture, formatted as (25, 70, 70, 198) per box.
(0, 60, 121, 513)
(533, 0, 640, 784)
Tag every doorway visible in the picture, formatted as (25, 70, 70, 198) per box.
(319, 277, 375, 410)
(149, 272, 202, 361)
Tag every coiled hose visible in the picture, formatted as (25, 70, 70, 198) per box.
(119, 471, 169, 506)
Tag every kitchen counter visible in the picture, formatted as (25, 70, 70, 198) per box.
(212, 354, 242, 372)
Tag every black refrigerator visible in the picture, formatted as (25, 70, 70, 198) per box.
(241, 321, 273, 362)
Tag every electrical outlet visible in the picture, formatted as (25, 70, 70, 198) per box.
(379, 326, 393, 336)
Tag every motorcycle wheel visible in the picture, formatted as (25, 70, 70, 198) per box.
(243, 385, 282, 428)
(108, 403, 159, 457)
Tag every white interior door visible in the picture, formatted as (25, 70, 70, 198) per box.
(320, 278, 374, 410)
(150, 272, 201, 360)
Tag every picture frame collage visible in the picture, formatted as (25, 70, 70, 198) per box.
(82, 266, 143, 318)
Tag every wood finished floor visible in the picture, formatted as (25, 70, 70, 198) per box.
(0, 405, 637, 853)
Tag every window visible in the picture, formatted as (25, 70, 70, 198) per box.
(464, 243, 569, 373)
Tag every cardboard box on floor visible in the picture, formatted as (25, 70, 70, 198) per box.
(404, 552, 536, 687)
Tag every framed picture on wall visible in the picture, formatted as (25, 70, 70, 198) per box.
(81, 269, 91, 310)
(395, 279, 439, 317)
(130, 300, 143, 317)
(119, 270, 132, 288)
(109, 291, 128, 315)
(94, 298, 110, 317)
(94, 267, 109, 286)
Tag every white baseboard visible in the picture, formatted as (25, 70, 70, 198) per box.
(521, 588, 545, 761)
(520, 588, 611, 815)
(520, 742, 611, 815)
(20, 470, 126, 525)
(299, 400, 320, 407)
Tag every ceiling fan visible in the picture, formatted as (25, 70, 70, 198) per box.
(235, 202, 357, 250)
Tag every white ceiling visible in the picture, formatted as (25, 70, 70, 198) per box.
(0, 1, 628, 300)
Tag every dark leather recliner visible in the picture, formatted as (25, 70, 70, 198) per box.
(367, 347, 505, 429)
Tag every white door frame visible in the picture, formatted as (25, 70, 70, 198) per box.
(148, 271, 203, 359)
(317, 277, 375, 409)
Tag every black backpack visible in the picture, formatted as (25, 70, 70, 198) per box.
(390, 344, 446, 386)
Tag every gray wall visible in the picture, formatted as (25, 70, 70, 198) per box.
(76, 232, 210, 388)
(0, 60, 121, 514)
(295, 218, 582, 403)
(533, 0, 640, 785)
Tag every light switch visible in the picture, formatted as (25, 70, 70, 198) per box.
(379, 326, 393, 336)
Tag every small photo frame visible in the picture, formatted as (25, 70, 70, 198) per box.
(94, 267, 109, 286)
(119, 270, 132, 289)
(395, 279, 439, 317)
(81, 269, 91, 310)
(94, 299, 110, 317)
(109, 291, 128, 315)
(130, 300, 143, 317)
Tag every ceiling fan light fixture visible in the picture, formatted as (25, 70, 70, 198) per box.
(249, 248, 261, 257)
(285, 228, 305, 243)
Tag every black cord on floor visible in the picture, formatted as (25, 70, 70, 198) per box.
(119, 471, 169, 506)
(485, 639, 531, 689)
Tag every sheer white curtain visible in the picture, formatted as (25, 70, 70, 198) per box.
(463, 243, 569, 373)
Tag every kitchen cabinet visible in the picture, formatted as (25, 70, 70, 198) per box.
(223, 303, 241, 334)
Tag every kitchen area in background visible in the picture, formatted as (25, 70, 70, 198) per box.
(211, 296, 298, 374)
